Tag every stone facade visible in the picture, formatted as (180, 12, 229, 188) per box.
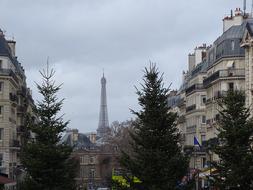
(0, 30, 34, 180)
(61, 129, 119, 190)
(168, 8, 253, 172)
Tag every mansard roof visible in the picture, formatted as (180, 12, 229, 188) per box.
(245, 19, 253, 36)
(0, 33, 12, 58)
(0, 29, 25, 76)
(190, 60, 208, 77)
(214, 24, 245, 45)
(61, 132, 94, 150)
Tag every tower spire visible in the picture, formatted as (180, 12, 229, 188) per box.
(251, 0, 253, 17)
(97, 72, 110, 138)
(244, 0, 247, 16)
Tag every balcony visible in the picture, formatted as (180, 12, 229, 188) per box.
(185, 84, 204, 95)
(186, 125, 196, 133)
(203, 69, 245, 87)
(10, 140, 20, 149)
(214, 90, 228, 99)
(0, 68, 19, 84)
(183, 145, 206, 155)
(9, 93, 18, 103)
(17, 86, 27, 97)
(186, 104, 196, 113)
(17, 125, 25, 134)
(17, 105, 25, 114)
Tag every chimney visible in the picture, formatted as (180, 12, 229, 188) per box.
(90, 133, 96, 144)
(188, 53, 195, 72)
(7, 40, 16, 57)
(223, 8, 244, 32)
(71, 129, 79, 143)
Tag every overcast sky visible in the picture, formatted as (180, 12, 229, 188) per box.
(0, 0, 249, 132)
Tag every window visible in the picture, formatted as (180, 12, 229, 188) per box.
(0, 60, 2, 69)
(201, 95, 206, 105)
(80, 156, 88, 164)
(0, 129, 3, 141)
(201, 135, 206, 143)
(231, 40, 235, 51)
(202, 115, 206, 124)
(228, 82, 234, 91)
(89, 156, 94, 164)
(0, 154, 2, 166)
(202, 157, 207, 168)
(0, 82, 2, 92)
(0, 106, 2, 115)
(89, 168, 95, 178)
(80, 156, 84, 164)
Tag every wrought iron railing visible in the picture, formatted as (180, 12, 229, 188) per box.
(0, 68, 19, 84)
(203, 69, 245, 87)
(186, 104, 196, 112)
(185, 84, 204, 95)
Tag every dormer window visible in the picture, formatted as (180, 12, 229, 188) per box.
(231, 40, 235, 51)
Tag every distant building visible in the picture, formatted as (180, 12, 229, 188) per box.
(61, 129, 119, 190)
(0, 29, 34, 185)
(168, 7, 253, 188)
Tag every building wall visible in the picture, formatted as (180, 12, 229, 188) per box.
(0, 36, 33, 180)
(168, 12, 253, 172)
(74, 146, 119, 189)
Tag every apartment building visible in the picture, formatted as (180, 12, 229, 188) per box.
(0, 29, 34, 181)
(168, 8, 253, 172)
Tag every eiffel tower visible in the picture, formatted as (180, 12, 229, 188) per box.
(97, 72, 110, 138)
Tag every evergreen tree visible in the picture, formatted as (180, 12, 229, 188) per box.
(20, 66, 77, 190)
(212, 90, 253, 189)
(120, 64, 188, 190)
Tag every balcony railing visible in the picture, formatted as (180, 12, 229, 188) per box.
(17, 105, 25, 114)
(0, 68, 19, 84)
(185, 84, 204, 95)
(17, 125, 25, 134)
(186, 104, 196, 113)
(183, 145, 207, 155)
(9, 93, 18, 103)
(10, 140, 20, 148)
(203, 69, 245, 87)
(186, 125, 196, 133)
(17, 86, 27, 97)
(214, 90, 228, 99)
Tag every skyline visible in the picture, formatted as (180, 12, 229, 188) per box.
(0, 0, 249, 132)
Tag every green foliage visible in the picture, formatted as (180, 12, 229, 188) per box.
(20, 66, 78, 190)
(120, 64, 188, 190)
(212, 90, 253, 189)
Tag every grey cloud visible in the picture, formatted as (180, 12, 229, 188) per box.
(0, 0, 248, 132)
